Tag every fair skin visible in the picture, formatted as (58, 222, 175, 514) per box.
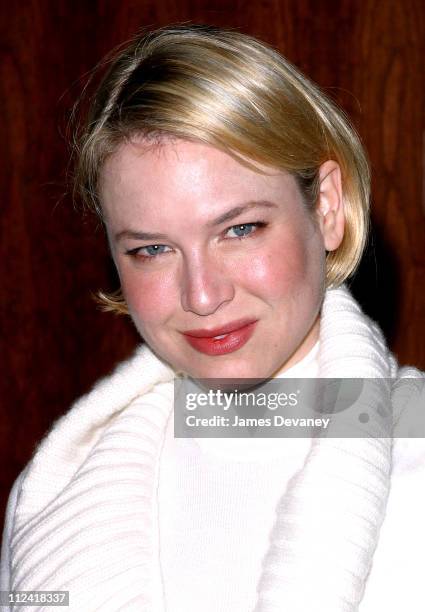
(100, 138, 344, 380)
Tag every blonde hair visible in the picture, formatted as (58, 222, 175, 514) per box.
(74, 24, 370, 315)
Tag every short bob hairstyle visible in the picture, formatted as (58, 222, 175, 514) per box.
(74, 24, 370, 314)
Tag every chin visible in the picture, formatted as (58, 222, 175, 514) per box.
(181, 358, 274, 385)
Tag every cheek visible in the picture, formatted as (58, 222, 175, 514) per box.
(237, 233, 322, 299)
(120, 270, 177, 325)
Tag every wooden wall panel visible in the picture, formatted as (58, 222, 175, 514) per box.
(1, 0, 424, 529)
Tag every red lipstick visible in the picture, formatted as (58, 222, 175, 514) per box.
(183, 318, 258, 356)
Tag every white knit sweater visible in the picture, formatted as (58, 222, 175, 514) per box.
(1, 286, 424, 612)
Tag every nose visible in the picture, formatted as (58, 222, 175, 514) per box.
(180, 251, 235, 316)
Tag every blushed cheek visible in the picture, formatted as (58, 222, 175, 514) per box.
(237, 237, 318, 300)
(121, 272, 178, 325)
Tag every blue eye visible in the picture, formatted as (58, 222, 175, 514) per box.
(143, 245, 169, 256)
(126, 244, 171, 259)
(226, 222, 264, 238)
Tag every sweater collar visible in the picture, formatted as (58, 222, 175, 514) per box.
(11, 285, 396, 611)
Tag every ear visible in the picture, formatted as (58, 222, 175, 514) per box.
(316, 160, 345, 251)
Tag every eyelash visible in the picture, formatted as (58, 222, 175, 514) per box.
(125, 221, 267, 261)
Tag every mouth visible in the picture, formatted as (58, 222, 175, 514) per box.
(182, 318, 258, 356)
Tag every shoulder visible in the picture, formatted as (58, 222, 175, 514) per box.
(360, 368, 425, 611)
(392, 366, 425, 451)
(6, 346, 176, 529)
(383, 366, 425, 550)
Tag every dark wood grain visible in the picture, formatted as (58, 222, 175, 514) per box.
(1, 0, 424, 529)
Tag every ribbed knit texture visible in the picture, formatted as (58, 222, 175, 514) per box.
(3, 285, 423, 612)
(253, 288, 396, 612)
(9, 348, 175, 611)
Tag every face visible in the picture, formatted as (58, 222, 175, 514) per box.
(100, 138, 330, 380)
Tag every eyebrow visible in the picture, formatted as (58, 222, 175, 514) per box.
(114, 200, 278, 243)
(208, 200, 277, 226)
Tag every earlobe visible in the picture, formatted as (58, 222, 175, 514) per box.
(316, 160, 345, 251)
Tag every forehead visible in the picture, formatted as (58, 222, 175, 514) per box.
(99, 138, 303, 227)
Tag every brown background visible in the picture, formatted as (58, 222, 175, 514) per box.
(1, 0, 424, 530)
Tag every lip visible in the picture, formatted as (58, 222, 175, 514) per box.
(184, 318, 258, 338)
(182, 318, 258, 356)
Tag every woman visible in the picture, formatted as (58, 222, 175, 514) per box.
(1, 24, 424, 612)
